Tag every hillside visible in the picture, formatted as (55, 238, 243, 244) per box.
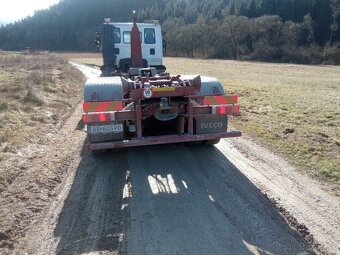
(0, 0, 339, 63)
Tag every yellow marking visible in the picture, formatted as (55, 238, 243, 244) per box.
(87, 103, 100, 112)
(152, 87, 176, 92)
(224, 96, 236, 104)
(206, 96, 219, 105)
(204, 96, 237, 105)
(84, 101, 123, 112)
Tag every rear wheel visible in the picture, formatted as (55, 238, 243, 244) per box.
(203, 139, 221, 146)
(91, 149, 109, 156)
(185, 141, 204, 146)
(111, 148, 126, 153)
(92, 148, 126, 155)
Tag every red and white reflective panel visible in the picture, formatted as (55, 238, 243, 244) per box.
(83, 101, 123, 113)
(211, 105, 240, 115)
(82, 111, 116, 124)
(203, 95, 238, 105)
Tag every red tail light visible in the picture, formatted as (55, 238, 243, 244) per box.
(233, 104, 240, 114)
(217, 106, 227, 114)
(82, 114, 88, 123)
(212, 105, 240, 115)
(82, 112, 114, 124)
(99, 113, 106, 122)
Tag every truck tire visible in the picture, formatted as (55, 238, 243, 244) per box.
(91, 149, 109, 155)
(185, 141, 204, 146)
(91, 148, 126, 155)
(199, 76, 224, 147)
(203, 139, 221, 146)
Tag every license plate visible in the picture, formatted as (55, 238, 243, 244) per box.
(89, 124, 123, 134)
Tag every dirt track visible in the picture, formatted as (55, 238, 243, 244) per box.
(1, 64, 339, 255)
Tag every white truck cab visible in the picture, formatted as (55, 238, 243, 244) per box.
(112, 22, 164, 68)
(98, 20, 166, 75)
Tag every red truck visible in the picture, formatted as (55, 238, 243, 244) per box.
(82, 13, 241, 152)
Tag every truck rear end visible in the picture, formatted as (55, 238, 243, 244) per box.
(82, 73, 241, 151)
(83, 14, 241, 152)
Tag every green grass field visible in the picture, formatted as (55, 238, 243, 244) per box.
(69, 54, 340, 184)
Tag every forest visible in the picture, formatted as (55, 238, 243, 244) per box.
(0, 0, 339, 64)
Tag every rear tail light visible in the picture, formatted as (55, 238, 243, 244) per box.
(82, 112, 114, 124)
(82, 114, 88, 123)
(212, 105, 240, 115)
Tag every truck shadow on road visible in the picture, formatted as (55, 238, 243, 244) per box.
(54, 142, 314, 255)
(54, 145, 130, 255)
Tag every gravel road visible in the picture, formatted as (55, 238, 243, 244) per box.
(2, 64, 339, 255)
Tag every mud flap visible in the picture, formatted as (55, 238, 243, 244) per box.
(194, 116, 228, 135)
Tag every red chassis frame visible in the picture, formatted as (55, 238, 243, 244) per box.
(83, 97, 241, 150)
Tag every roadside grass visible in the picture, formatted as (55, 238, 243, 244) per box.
(62, 52, 103, 66)
(166, 58, 340, 184)
(66, 54, 340, 184)
(0, 53, 85, 164)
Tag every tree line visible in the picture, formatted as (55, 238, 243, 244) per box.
(0, 0, 339, 64)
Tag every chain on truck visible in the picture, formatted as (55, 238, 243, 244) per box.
(82, 12, 241, 153)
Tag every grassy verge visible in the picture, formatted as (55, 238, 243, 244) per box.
(166, 58, 340, 184)
(0, 52, 85, 187)
(62, 52, 103, 66)
(67, 54, 340, 184)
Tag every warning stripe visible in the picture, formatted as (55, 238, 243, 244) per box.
(203, 95, 238, 105)
(83, 101, 123, 113)
(152, 87, 176, 92)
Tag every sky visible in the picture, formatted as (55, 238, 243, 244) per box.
(0, 0, 60, 24)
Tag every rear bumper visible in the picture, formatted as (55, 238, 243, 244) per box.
(88, 131, 242, 150)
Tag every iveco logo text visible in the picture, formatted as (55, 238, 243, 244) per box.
(201, 122, 223, 129)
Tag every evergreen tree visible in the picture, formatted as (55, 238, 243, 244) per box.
(0, 0, 339, 63)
